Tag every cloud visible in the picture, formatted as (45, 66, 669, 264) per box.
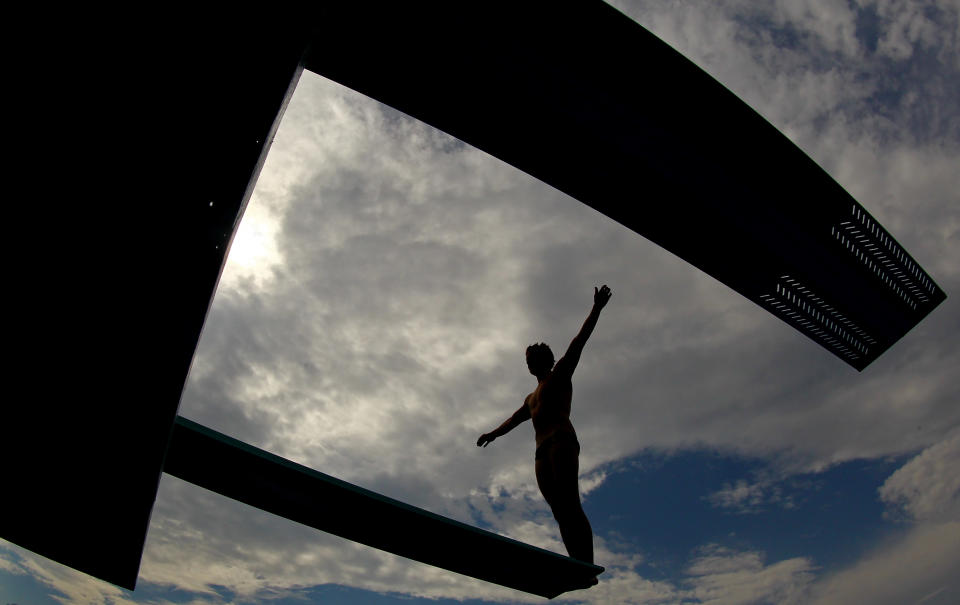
(705, 476, 795, 514)
(580, 468, 609, 496)
(0, 542, 143, 605)
(809, 521, 960, 605)
(569, 569, 680, 604)
(869, 0, 959, 64)
(880, 428, 960, 522)
(683, 545, 815, 605)
(566, 544, 815, 604)
(807, 431, 960, 604)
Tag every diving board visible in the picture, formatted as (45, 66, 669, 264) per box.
(164, 417, 603, 599)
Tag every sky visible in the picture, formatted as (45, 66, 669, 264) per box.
(3, 1, 959, 604)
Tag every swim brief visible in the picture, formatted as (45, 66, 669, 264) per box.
(535, 431, 580, 460)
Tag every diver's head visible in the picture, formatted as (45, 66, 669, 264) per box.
(526, 342, 555, 378)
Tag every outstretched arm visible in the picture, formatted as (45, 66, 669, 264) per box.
(477, 403, 531, 447)
(555, 285, 612, 377)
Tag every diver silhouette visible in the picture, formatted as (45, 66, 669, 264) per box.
(478, 285, 611, 571)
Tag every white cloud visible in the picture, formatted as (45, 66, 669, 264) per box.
(570, 568, 680, 604)
(579, 468, 609, 496)
(219, 197, 285, 292)
(763, 0, 862, 57)
(0, 545, 26, 576)
(869, 0, 959, 64)
(807, 431, 960, 604)
(684, 545, 815, 605)
(0, 541, 145, 605)
(567, 544, 817, 605)
(809, 521, 960, 605)
(706, 476, 795, 514)
(707, 480, 765, 512)
(880, 428, 960, 522)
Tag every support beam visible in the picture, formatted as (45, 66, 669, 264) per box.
(1, 16, 309, 589)
(163, 417, 603, 599)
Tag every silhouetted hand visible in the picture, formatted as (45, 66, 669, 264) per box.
(477, 433, 495, 447)
(594, 285, 612, 309)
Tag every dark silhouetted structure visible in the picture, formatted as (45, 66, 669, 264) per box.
(2, 1, 945, 600)
(167, 417, 602, 598)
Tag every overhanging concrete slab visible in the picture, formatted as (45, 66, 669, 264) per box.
(303, 2, 945, 370)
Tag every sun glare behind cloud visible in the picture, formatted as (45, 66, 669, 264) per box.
(220, 192, 285, 290)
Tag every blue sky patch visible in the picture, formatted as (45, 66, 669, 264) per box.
(585, 449, 909, 579)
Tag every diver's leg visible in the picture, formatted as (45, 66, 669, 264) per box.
(537, 441, 594, 564)
(553, 443, 594, 563)
(535, 454, 557, 510)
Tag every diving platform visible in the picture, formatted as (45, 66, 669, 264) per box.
(306, 4, 945, 371)
(164, 417, 603, 599)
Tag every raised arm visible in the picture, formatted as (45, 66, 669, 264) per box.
(555, 285, 612, 377)
(477, 402, 531, 447)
